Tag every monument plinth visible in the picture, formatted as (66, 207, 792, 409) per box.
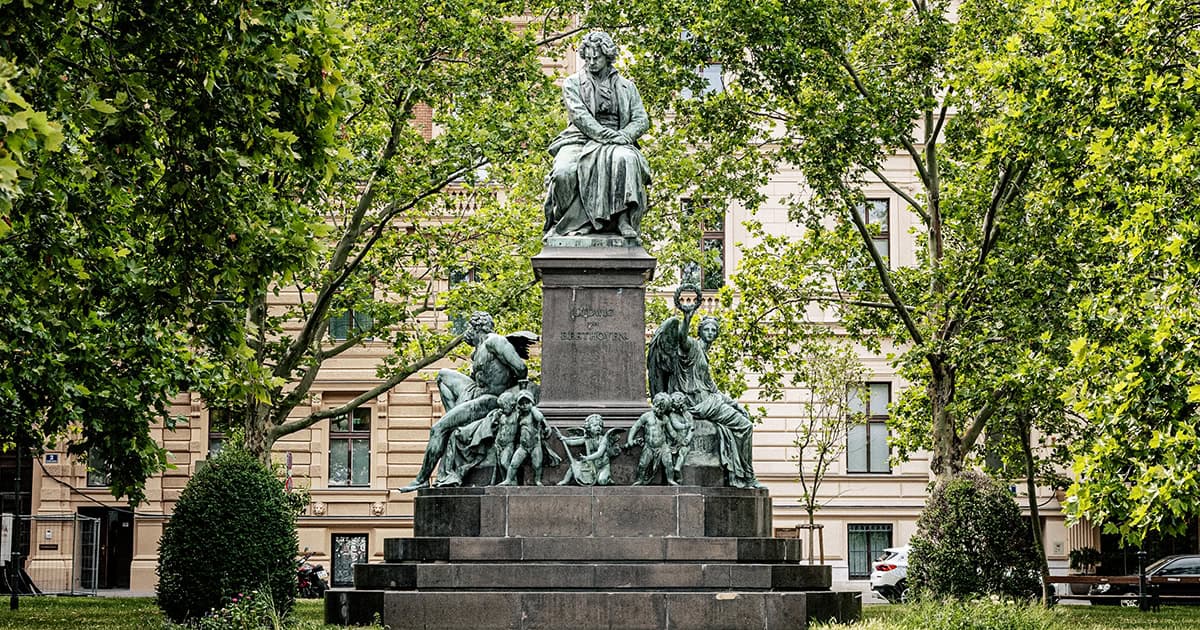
(332, 29, 860, 629)
(532, 241, 656, 425)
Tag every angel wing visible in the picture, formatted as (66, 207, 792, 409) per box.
(604, 427, 626, 458)
(505, 331, 539, 359)
(646, 316, 683, 397)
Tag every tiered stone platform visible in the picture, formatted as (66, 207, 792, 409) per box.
(325, 486, 860, 628)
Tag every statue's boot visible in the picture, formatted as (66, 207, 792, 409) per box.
(396, 479, 429, 493)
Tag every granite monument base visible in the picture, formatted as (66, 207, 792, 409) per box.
(326, 486, 861, 628)
(531, 244, 656, 427)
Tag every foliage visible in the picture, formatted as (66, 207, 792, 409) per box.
(787, 345, 866, 525)
(0, 0, 351, 501)
(1069, 547, 1102, 575)
(193, 0, 576, 460)
(908, 472, 1041, 600)
(972, 0, 1200, 547)
(195, 589, 285, 630)
(0, 598, 370, 630)
(156, 447, 298, 623)
(582, 0, 1089, 483)
(815, 599, 1057, 630)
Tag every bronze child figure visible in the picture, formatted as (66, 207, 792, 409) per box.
(555, 413, 623, 486)
(627, 393, 676, 486)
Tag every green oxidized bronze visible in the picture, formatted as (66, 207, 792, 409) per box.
(543, 31, 651, 241)
(555, 414, 623, 486)
(647, 285, 764, 489)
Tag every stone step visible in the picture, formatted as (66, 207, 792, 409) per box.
(354, 562, 831, 591)
(415, 485, 772, 538)
(326, 588, 862, 629)
(385, 536, 802, 564)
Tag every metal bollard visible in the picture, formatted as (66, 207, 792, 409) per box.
(1137, 550, 1148, 612)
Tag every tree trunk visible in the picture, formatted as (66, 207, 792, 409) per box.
(1020, 413, 1053, 607)
(928, 358, 960, 478)
(243, 404, 275, 465)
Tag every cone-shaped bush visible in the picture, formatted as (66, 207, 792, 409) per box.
(156, 446, 298, 622)
(908, 472, 1041, 600)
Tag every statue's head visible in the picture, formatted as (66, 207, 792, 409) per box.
(697, 316, 720, 344)
(515, 389, 536, 411)
(584, 413, 604, 435)
(652, 392, 672, 412)
(497, 390, 518, 413)
(669, 391, 689, 412)
(580, 31, 618, 74)
(465, 311, 494, 345)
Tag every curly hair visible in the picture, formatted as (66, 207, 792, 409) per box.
(580, 31, 618, 63)
(698, 316, 721, 336)
(468, 311, 495, 333)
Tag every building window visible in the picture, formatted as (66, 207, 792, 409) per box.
(328, 308, 373, 341)
(85, 453, 110, 487)
(680, 198, 726, 291)
(848, 524, 893, 580)
(855, 198, 890, 265)
(207, 407, 235, 459)
(329, 407, 371, 487)
(331, 533, 368, 587)
(847, 382, 891, 473)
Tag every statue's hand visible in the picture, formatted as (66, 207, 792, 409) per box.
(600, 128, 624, 144)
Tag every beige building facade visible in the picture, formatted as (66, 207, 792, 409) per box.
(15, 156, 1093, 594)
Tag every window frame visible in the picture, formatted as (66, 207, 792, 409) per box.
(328, 407, 372, 488)
(847, 523, 894, 580)
(847, 382, 892, 474)
(330, 533, 369, 588)
(856, 198, 891, 267)
(328, 308, 374, 341)
(680, 197, 727, 292)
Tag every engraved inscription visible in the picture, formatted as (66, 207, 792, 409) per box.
(570, 306, 615, 319)
(560, 331, 631, 342)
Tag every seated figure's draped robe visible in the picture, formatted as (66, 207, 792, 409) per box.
(543, 67, 651, 237)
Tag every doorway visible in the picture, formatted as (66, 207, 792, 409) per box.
(78, 507, 133, 589)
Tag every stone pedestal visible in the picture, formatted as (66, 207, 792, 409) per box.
(531, 242, 656, 426)
(326, 487, 862, 629)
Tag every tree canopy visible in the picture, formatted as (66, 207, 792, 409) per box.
(0, 0, 350, 501)
(587, 0, 1085, 481)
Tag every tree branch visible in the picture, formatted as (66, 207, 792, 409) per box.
(834, 51, 933, 190)
(268, 333, 464, 439)
(844, 192, 925, 345)
(865, 164, 929, 223)
(961, 387, 1008, 456)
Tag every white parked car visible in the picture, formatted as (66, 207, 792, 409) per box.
(869, 545, 909, 603)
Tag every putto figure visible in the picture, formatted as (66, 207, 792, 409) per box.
(627, 393, 677, 485)
(555, 413, 623, 486)
(498, 390, 560, 486)
(543, 30, 651, 240)
(399, 312, 537, 492)
(647, 287, 764, 489)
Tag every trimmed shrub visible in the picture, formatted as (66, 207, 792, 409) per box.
(157, 446, 298, 623)
(907, 472, 1041, 600)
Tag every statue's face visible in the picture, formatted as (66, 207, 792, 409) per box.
(581, 48, 612, 76)
(465, 315, 493, 345)
(670, 393, 688, 411)
(585, 416, 603, 435)
(698, 321, 719, 343)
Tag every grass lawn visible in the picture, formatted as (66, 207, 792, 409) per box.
(2, 597, 1200, 629)
(858, 602, 1200, 630)
(0, 597, 338, 629)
